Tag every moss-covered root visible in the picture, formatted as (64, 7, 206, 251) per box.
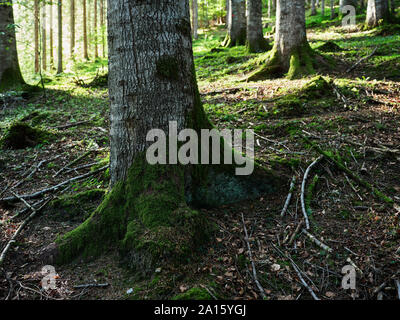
(0, 67, 25, 92)
(247, 42, 316, 81)
(55, 154, 213, 274)
(221, 31, 246, 48)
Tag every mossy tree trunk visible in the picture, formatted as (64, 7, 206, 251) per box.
(248, 0, 315, 81)
(222, 0, 246, 47)
(366, 0, 390, 27)
(55, 0, 216, 271)
(55, 0, 281, 272)
(0, 0, 25, 91)
(246, 0, 271, 53)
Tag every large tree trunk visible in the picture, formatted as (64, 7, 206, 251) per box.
(57, 0, 62, 74)
(54, 0, 280, 270)
(0, 0, 25, 91)
(34, 0, 40, 73)
(70, 0, 75, 58)
(222, 0, 246, 47)
(246, 0, 270, 52)
(192, 0, 198, 40)
(248, 0, 315, 80)
(366, 0, 389, 27)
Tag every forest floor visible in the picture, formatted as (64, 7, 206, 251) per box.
(0, 22, 400, 300)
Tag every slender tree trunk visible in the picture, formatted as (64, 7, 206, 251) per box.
(100, 0, 105, 57)
(34, 0, 40, 73)
(223, 0, 246, 47)
(57, 0, 63, 74)
(330, 0, 336, 18)
(0, 0, 25, 90)
(88, 0, 91, 54)
(268, 0, 272, 18)
(50, 1, 54, 68)
(246, 0, 270, 52)
(83, 0, 88, 60)
(366, 0, 389, 27)
(42, 2, 47, 71)
(311, 0, 317, 15)
(192, 0, 198, 39)
(70, 0, 75, 58)
(94, 0, 98, 58)
(321, 0, 325, 15)
(248, 0, 315, 80)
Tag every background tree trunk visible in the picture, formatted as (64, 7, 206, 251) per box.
(83, 0, 88, 60)
(192, 0, 198, 40)
(41, 2, 47, 71)
(246, 0, 270, 52)
(248, 0, 315, 80)
(223, 0, 246, 47)
(311, 0, 317, 15)
(34, 0, 39, 73)
(0, 0, 25, 90)
(366, 0, 389, 27)
(100, 0, 105, 57)
(321, 0, 325, 15)
(330, 0, 336, 18)
(50, 1, 54, 68)
(57, 0, 62, 74)
(94, 0, 98, 59)
(70, 0, 75, 58)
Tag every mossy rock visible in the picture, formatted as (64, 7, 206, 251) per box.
(0, 122, 56, 150)
(21, 111, 50, 126)
(316, 41, 343, 53)
(47, 189, 106, 222)
(172, 287, 212, 300)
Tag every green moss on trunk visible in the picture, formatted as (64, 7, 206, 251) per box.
(0, 67, 25, 92)
(247, 42, 316, 81)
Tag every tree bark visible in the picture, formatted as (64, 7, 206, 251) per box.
(192, 0, 198, 39)
(0, 0, 25, 90)
(321, 0, 325, 15)
(42, 2, 47, 71)
(246, 0, 270, 52)
(311, 0, 317, 15)
(100, 0, 105, 57)
(83, 0, 89, 60)
(94, 0, 98, 58)
(223, 0, 247, 47)
(57, 0, 63, 74)
(34, 0, 40, 73)
(55, 0, 280, 270)
(366, 0, 389, 27)
(248, 0, 315, 80)
(70, 0, 75, 58)
(50, 1, 54, 67)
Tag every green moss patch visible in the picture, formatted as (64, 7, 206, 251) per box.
(172, 287, 212, 300)
(47, 189, 106, 222)
(0, 121, 56, 149)
(316, 41, 343, 52)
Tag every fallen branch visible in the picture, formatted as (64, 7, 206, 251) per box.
(0, 193, 50, 266)
(302, 229, 333, 253)
(302, 136, 394, 204)
(301, 156, 323, 230)
(73, 283, 109, 289)
(241, 213, 267, 300)
(281, 176, 296, 217)
(53, 120, 92, 130)
(0, 166, 108, 203)
(346, 46, 378, 73)
(53, 150, 94, 177)
(287, 221, 304, 246)
(291, 261, 320, 300)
